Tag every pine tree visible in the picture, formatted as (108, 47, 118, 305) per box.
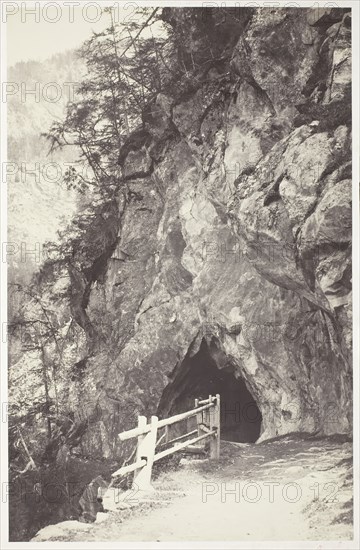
(43, 7, 165, 199)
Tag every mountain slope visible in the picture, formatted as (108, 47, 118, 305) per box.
(8, 50, 85, 282)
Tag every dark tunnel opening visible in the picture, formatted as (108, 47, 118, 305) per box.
(158, 339, 262, 443)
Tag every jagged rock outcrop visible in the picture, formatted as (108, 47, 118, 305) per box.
(9, 9, 353, 542)
(11, 8, 352, 475)
(58, 6, 352, 455)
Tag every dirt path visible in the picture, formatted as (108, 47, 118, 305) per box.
(33, 436, 353, 543)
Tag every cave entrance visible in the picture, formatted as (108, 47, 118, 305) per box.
(158, 339, 262, 443)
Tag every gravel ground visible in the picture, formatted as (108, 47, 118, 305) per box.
(32, 435, 353, 543)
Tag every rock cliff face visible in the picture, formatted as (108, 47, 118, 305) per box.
(11, 8, 351, 470)
(63, 6, 352, 456)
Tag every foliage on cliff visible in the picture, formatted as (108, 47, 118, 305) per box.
(8, 6, 352, 541)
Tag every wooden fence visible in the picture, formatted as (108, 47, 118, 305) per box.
(112, 394, 220, 491)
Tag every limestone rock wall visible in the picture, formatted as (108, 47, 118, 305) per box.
(69, 7, 352, 455)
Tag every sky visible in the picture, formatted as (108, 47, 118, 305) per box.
(6, 3, 130, 67)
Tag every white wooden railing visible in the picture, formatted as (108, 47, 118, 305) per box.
(112, 394, 220, 491)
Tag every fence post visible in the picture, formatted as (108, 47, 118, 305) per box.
(203, 394, 211, 429)
(209, 394, 220, 459)
(133, 415, 158, 492)
(195, 398, 202, 438)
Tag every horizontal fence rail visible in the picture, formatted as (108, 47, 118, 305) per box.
(153, 430, 217, 462)
(111, 458, 147, 478)
(118, 402, 217, 441)
(112, 394, 221, 491)
(161, 428, 198, 447)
